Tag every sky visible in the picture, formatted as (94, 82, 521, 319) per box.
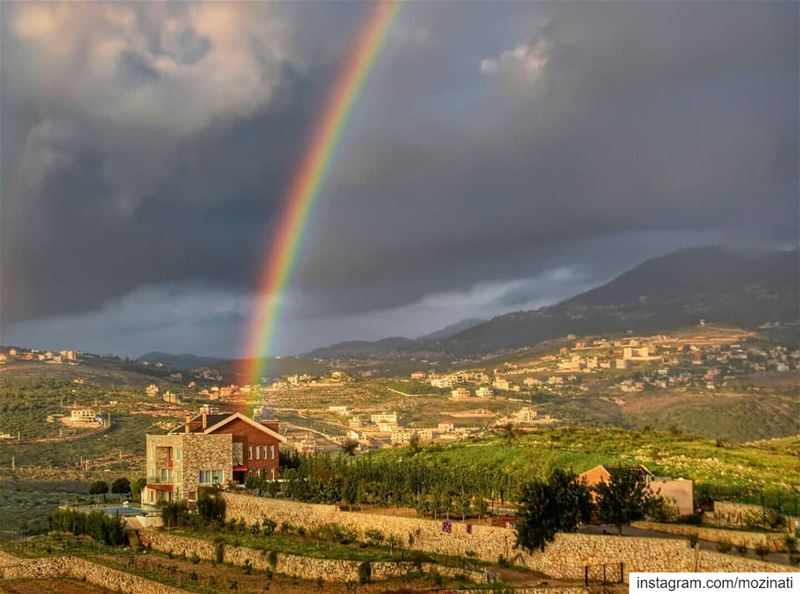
(1, 1, 798, 358)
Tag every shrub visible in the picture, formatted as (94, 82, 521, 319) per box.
(685, 513, 703, 525)
(687, 533, 699, 548)
(197, 488, 226, 525)
(358, 561, 372, 584)
(261, 518, 277, 535)
(160, 501, 190, 529)
(47, 509, 127, 546)
(215, 541, 225, 564)
(735, 542, 748, 555)
(315, 523, 357, 545)
(190, 552, 201, 564)
(363, 528, 385, 546)
(716, 539, 732, 554)
(280, 521, 296, 535)
(243, 559, 253, 575)
(268, 550, 278, 568)
(648, 497, 678, 523)
(754, 543, 770, 560)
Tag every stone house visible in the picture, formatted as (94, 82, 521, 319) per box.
(578, 464, 694, 516)
(142, 412, 286, 505)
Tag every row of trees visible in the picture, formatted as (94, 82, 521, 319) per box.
(88, 477, 139, 501)
(246, 452, 524, 520)
(160, 487, 227, 529)
(48, 508, 128, 546)
(516, 468, 659, 552)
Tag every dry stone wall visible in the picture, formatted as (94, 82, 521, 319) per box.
(140, 529, 483, 583)
(0, 551, 188, 593)
(222, 494, 798, 581)
(632, 521, 787, 550)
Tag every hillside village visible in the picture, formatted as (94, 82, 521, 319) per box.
(1, 327, 798, 593)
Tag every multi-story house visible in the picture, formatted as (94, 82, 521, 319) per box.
(142, 412, 286, 505)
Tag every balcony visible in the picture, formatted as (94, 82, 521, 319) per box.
(147, 469, 173, 484)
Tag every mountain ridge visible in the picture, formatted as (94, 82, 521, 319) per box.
(308, 246, 799, 359)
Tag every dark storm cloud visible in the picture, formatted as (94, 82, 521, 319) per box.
(1, 1, 797, 355)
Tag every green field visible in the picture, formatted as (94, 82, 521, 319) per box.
(371, 428, 800, 507)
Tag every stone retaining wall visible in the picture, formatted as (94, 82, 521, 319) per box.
(706, 502, 798, 532)
(222, 494, 798, 581)
(632, 521, 788, 550)
(0, 551, 188, 593)
(140, 529, 484, 583)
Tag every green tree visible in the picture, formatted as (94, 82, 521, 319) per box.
(196, 487, 226, 525)
(130, 477, 147, 502)
(111, 477, 131, 498)
(515, 469, 593, 552)
(341, 439, 359, 456)
(595, 467, 654, 535)
(89, 480, 109, 502)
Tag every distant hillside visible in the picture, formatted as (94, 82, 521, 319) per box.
(136, 351, 227, 370)
(137, 351, 331, 379)
(437, 247, 799, 355)
(307, 318, 487, 359)
(307, 337, 415, 359)
(416, 318, 486, 342)
(307, 246, 798, 360)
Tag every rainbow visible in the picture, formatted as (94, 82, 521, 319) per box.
(239, 0, 401, 392)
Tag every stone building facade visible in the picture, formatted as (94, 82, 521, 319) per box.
(143, 412, 287, 504)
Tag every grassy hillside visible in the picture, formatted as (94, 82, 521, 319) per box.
(371, 428, 800, 505)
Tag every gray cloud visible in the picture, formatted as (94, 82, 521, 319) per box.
(1, 1, 797, 356)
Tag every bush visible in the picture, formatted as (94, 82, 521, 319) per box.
(48, 509, 127, 546)
(261, 517, 277, 535)
(243, 559, 253, 575)
(363, 528, 385, 546)
(754, 543, 770, 560)
(190, 552, 201, 564)
(735, 542, 748, 555)
(197, 488, 226, 525)
(716, 539, 732, 554)
(268, 550, 278, 568)
(358, 561, 371, 584)
(685, 513, 703, 525)
(648, 497, 678, 523)
(315, 523, 357, 545)
(687, 533, 699, 548)
(280, 521, 296, 535)
(215, 541, 225, 564)
(160, 501, 190, 529)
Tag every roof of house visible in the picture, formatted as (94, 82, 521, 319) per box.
(170, 414, 229, 433)
(581, 464, 654, 479)
(170, 412, 287, 443)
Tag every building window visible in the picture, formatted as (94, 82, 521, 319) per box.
(175, 447, 181, 460)
(269, 445, 275, 460)
(262, 445, 268, 459)
(255, 446, 260, 460)
(199, 469, 224, 484)
(248, 446, 253, 460)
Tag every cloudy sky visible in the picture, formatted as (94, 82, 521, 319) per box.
(1, 1, 797, 358)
